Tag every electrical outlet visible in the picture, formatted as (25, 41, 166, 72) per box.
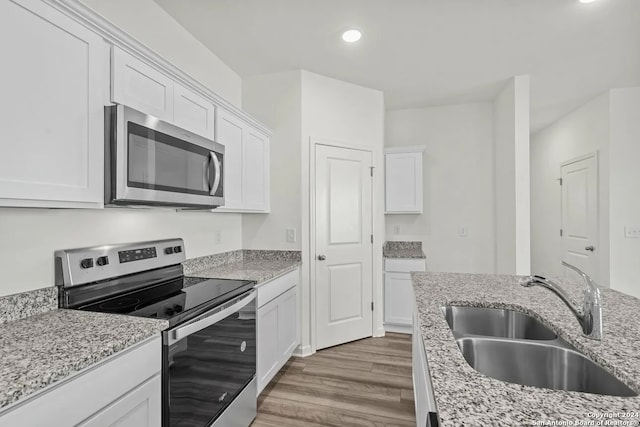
(215, 230, 222, 244)
(459, 226, 468, 237)
(624, 226, 640, 238)
(286, 228, 297, 243)
(393, 225, 400, 235)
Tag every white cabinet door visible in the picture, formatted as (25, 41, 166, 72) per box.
(216, 108, 244, 209)
(384, 273, 413, 326)
(79, 375, 161, 427)
(215, 108, 270, 212)
(242, 127, 270, 211)
(0, 0, 107, 208)
(257, 298, 280, 394)
(385, 150, 423, 214)
(278, 287, 298, 359)
(111, 46, 174, 121)
(174, 83, 215, 139)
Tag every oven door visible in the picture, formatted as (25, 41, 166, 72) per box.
(163, 291, 256, 427)
(106, 105, 224, 208)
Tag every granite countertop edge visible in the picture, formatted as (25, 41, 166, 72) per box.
(0, 310, 168, 411)
(412, 272, 640, 426)
(189, 260, 302, 285)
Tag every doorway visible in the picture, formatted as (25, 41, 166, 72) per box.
(561, 152, 598, 281)
(313, 143, 374, 350)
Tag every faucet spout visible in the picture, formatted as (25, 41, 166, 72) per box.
(520, 261, 602, 340)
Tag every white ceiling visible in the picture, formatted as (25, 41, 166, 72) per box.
(155, 0, 640, 132)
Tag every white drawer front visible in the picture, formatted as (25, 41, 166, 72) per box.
(385, 259, 426, 273)
(256, 268, 299, 308)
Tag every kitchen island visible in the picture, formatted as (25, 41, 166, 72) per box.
(412, 272, 640, 426)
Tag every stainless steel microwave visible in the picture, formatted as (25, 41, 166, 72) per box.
(105, 105, 224, 209)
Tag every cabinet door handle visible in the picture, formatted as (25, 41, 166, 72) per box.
(585, 245, 595, 252)
(317, 254, 326, 261)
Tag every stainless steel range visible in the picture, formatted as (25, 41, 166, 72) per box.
(55, 238, 257, 427)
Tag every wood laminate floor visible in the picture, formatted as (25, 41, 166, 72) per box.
(251, 333, 416, 427)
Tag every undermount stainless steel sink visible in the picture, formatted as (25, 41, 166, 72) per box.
(455, 337, 637, 397)
(441, 305, 637, 397)
(442, 305, 557, 340)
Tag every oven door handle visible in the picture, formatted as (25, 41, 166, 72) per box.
(169, 290, 255, 345)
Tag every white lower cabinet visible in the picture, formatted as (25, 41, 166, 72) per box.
(0, 337, 161, 427)
(384, 258, 426, 333)
(256, 269, 299, 395)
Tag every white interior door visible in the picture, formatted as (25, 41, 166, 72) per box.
(561, 154, 598, 281)
(315, 144, 373, 350)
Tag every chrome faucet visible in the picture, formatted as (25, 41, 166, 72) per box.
(520, 261, 602, 340)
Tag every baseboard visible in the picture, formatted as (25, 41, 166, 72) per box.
(292, 344, 314, 358)
(384, 323, 412, 334)
(373, 326, 386, 337)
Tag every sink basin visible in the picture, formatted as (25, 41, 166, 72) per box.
(456, 337, 637, 397)
(442, 305, 557, 340)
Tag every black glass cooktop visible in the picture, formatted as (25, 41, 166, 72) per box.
(78, 276, 254, 326)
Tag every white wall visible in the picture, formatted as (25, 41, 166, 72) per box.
(301, 71, 386, 351)
(609, 87, 640, 298)
(80, 0, 241, 107)
(0, 0, 245, 297)
(0, 209, 241, 296)
(494, 76, 531, 275)
(530, 92, 610, 283)
(384, 103, 496, 274)
(241, 71, 302, 250)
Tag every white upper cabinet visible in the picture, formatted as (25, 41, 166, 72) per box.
(216, 108, 270, 212)
(111, 46, 174, 121)
(111, 47, 215, 139)
(385, 147, 424, 214)
(0, 0, 108, 208)
(173, 83, 216, 140)
(243, 127, 270, 211)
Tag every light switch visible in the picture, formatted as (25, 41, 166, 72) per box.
(215, 230, 222, 244)
(624, 226, 640, 238)
(286, 228, 297, 243)
(459, 226, 468, 237)
(393, 225, 400, 235)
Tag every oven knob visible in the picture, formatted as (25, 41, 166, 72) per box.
(165, 307, 175, 316)
(164, 247, 174, 255)
(174, 305, 183, 312)
(96, 256, 109, 266)
(173, 246, 182, 253)
(80, 258, 94, 269)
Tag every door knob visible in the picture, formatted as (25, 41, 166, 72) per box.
(317, 254, 326, 261)
(585, 245, 595, 252)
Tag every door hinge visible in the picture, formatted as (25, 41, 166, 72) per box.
(371, 302, 374, 311)
(558, 178, 563, 185)
(370, 166, 374, 177)
(560, 229, 563, 236)
(371, 234, 374, 244)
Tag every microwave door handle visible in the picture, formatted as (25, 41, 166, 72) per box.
(206, 152, 214, 192)
(169, 291, 255, 345)
(210, 152, 221, 196)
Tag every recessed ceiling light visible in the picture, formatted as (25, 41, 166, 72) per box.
(342, 29, 362, 43)
(579, 0, 598, 3)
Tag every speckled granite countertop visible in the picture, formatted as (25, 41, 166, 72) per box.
(189, 260, 301, 284)
(0, 309, 167, 410)
(413, 272, 640, 426)
(383, 241, 426, 259)
(185, 250, 301, 285)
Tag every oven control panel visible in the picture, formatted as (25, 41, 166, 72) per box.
(119, 247, 157, 263)
(55, 238, 186, 288)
